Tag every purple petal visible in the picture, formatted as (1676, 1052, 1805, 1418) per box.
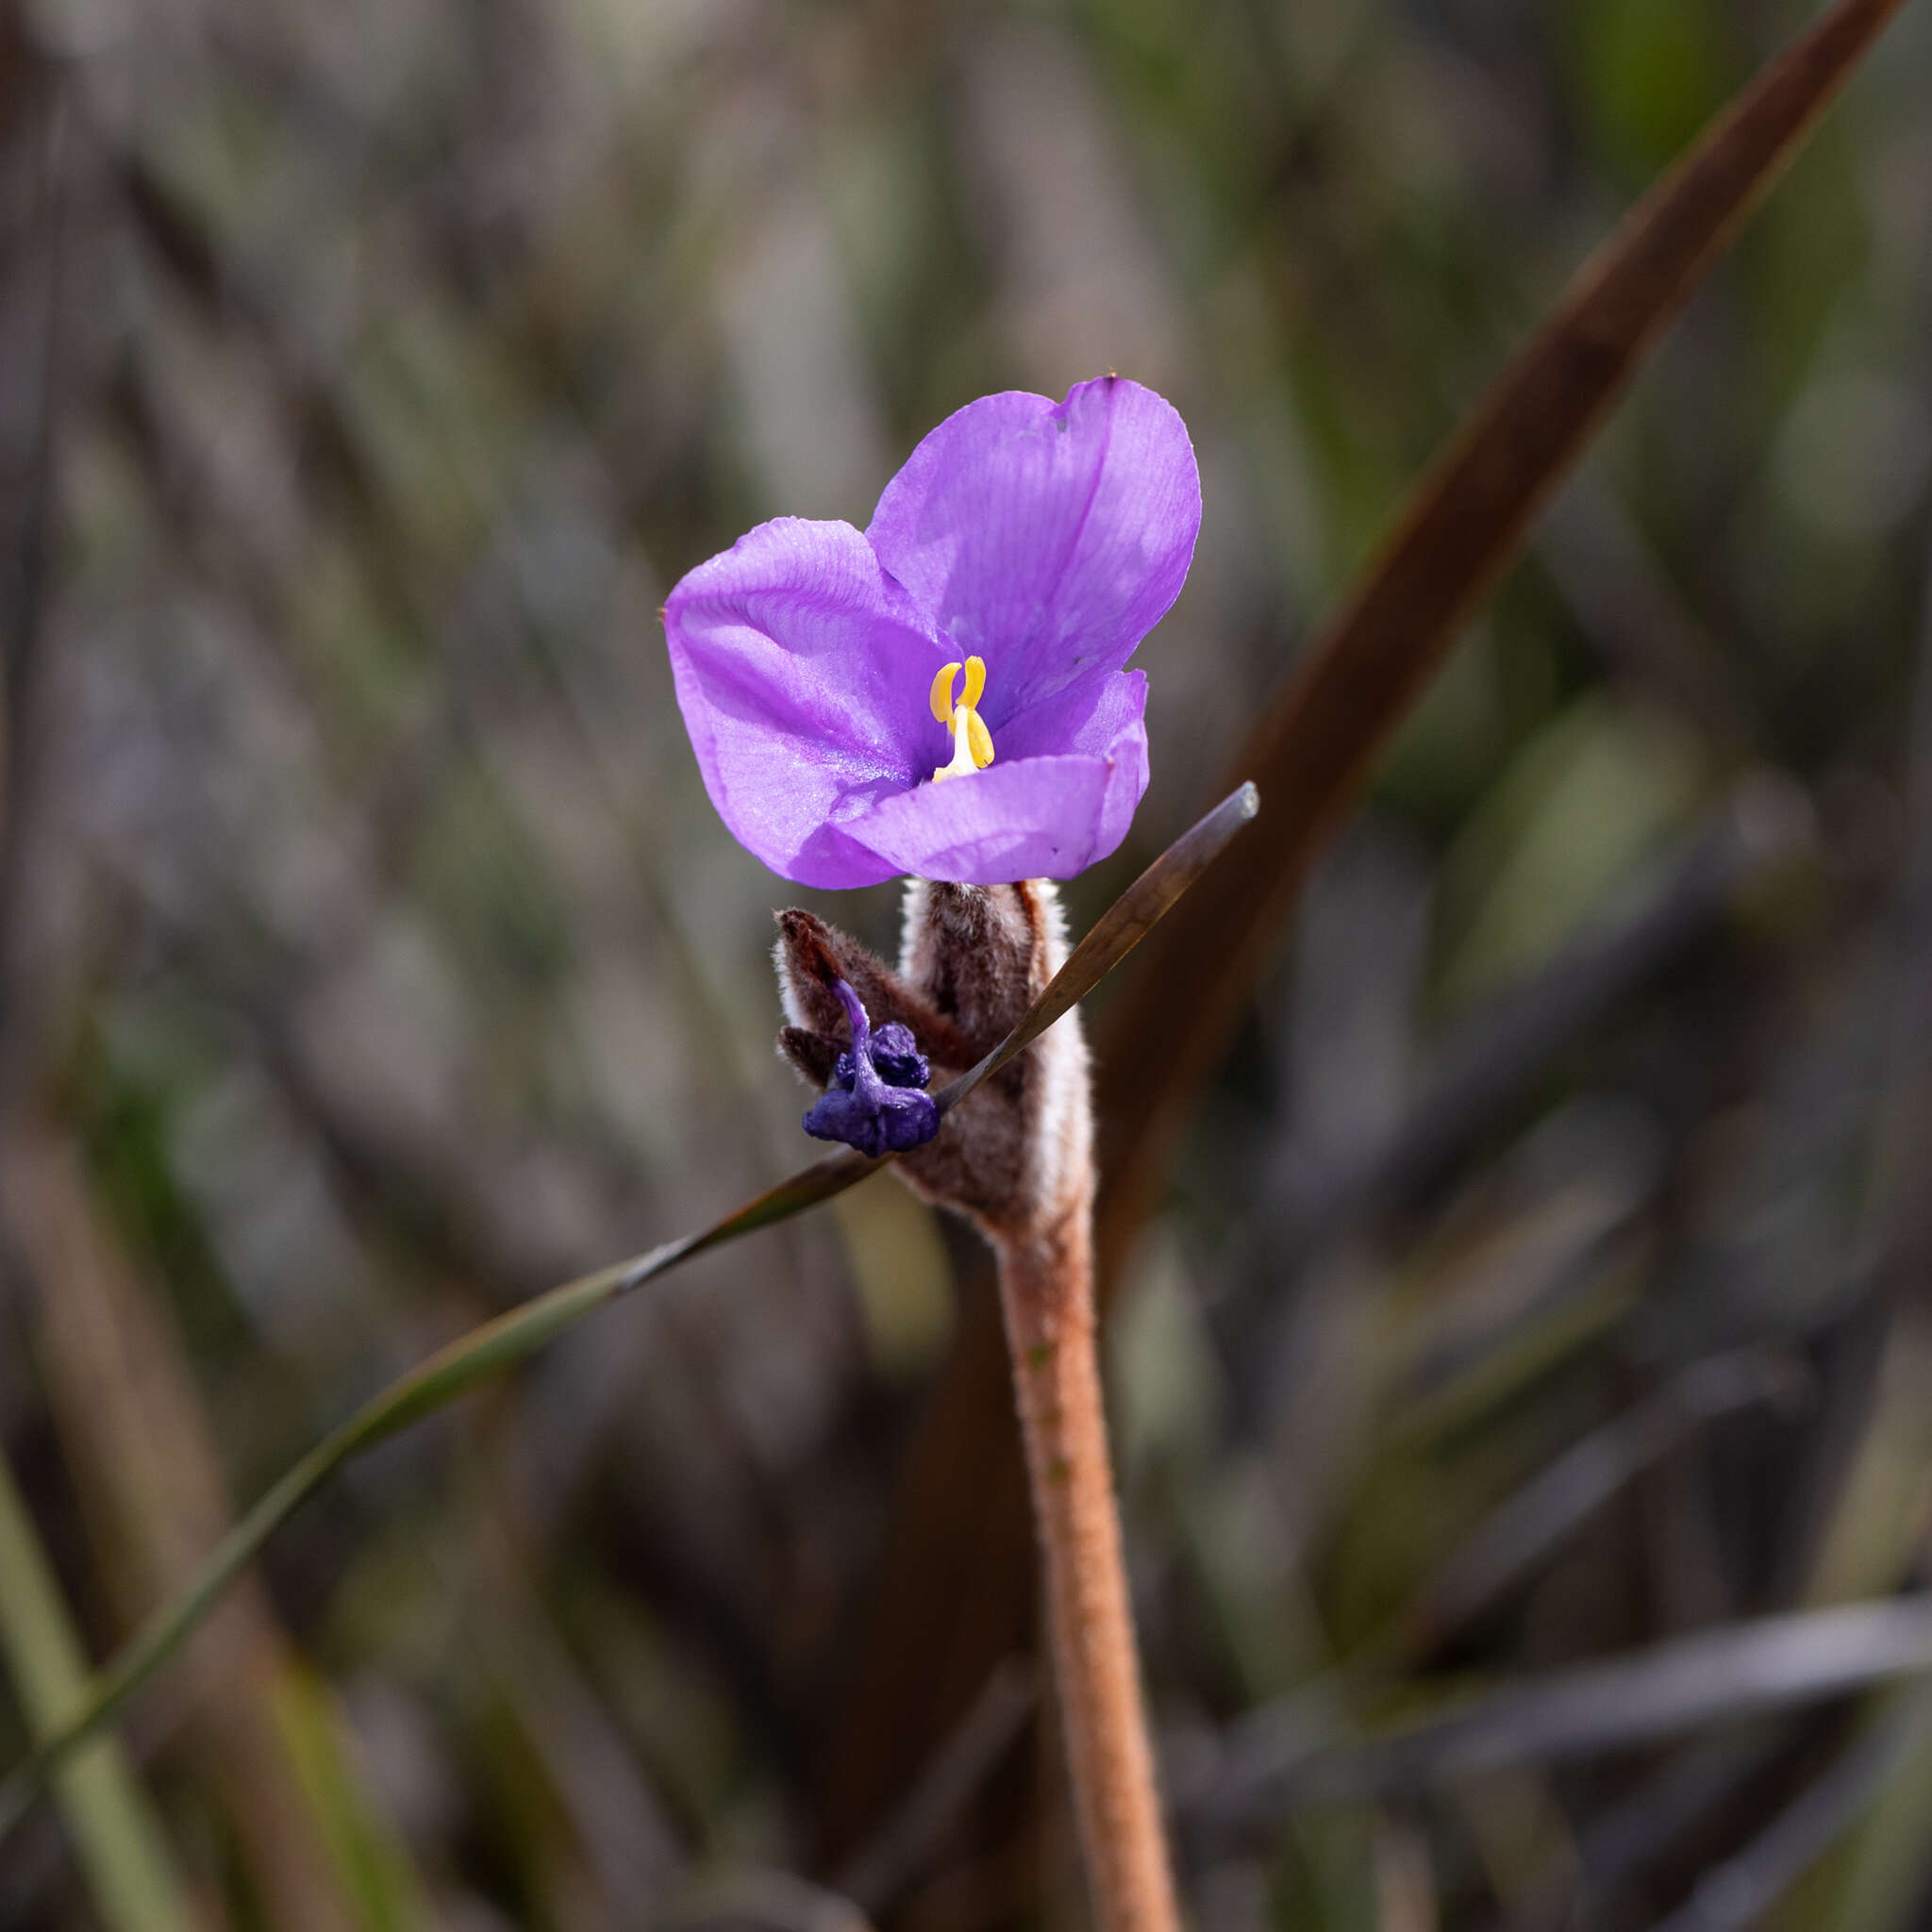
(842, 749, 1143, 885)
(996, 665, 1147, 762)
(663, 517, 948, 887)
(866, 376, 1200, 717)
(994, 666, 1149, 868)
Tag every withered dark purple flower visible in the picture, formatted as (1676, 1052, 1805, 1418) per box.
(663, 376, 1200, 887)
(801, 977, 940, 1158)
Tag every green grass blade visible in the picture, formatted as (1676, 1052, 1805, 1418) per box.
(0, 1451, 199, 1932)
(0, 785, 1258, 1846)
(271, 1666, 438, 1932)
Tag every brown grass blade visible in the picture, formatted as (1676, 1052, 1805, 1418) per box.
(818, 0, 1911, 1872)
(1092, 0, 1909, 1285)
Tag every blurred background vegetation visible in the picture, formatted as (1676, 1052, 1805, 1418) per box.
(0, 0, 1928, 1926)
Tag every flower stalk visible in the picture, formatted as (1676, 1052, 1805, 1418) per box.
(776, 878, 1179, 1928)
(996, 1210, 1178, 1931)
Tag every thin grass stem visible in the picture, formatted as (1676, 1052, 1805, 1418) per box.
(0, 785, 1259, 1850)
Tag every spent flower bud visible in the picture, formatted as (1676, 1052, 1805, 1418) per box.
(800, 978, 939, 1158)
(774, 878, 1091, 1242)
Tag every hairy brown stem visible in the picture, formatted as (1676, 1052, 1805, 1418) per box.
(995, 1208, 1177, 1932)
(772, 876, 1185, 1918)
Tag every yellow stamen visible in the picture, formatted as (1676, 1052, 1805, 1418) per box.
(930, 661, 962, 724)
(929, 655, 997, 782)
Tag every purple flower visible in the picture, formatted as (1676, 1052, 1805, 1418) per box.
(802, 978, 940, 1158)
(663, 376, 1201, 887)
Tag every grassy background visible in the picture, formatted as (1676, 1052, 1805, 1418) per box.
(1, 0, 1930, 1925)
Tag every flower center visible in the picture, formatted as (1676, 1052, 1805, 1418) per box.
(928, 656, 996, 782)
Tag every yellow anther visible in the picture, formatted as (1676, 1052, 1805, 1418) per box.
(929, 656, 997, 783)
(930, 661, 962, 724)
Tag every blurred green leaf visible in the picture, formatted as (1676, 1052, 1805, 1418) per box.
(0, 1454, 199, 1932)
